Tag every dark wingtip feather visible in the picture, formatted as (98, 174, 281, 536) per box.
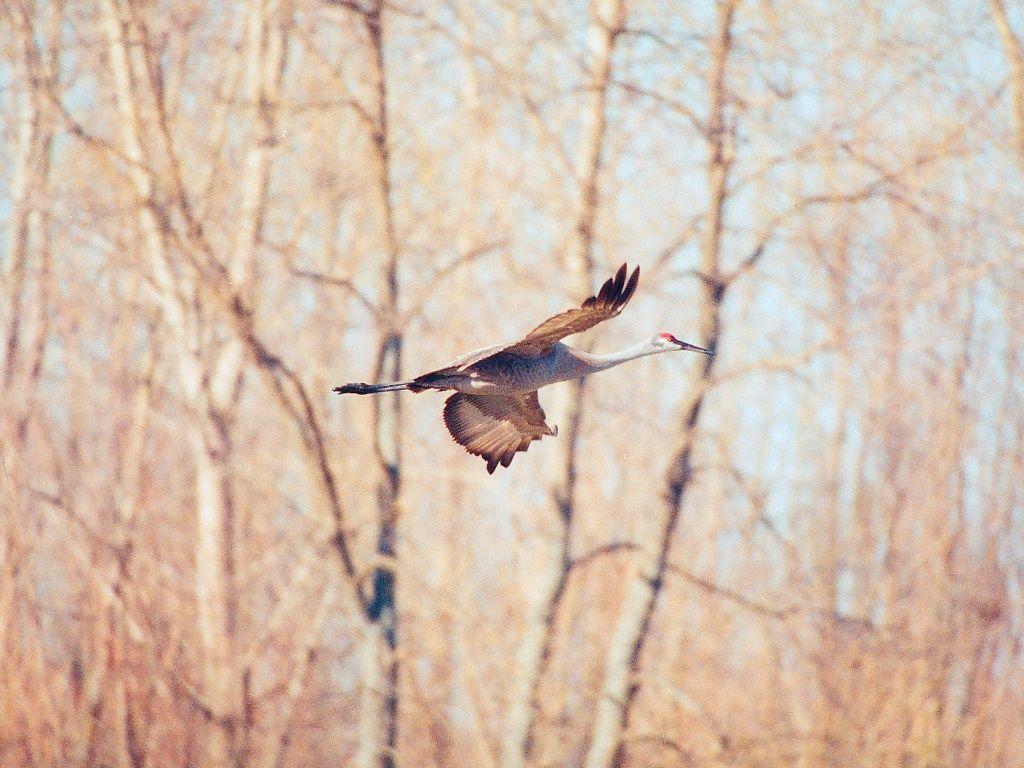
(602, 268, 618, 301)
(621, 266, 640, 305)
(597, 264, 628, 306)
(614, 262, 627, 288)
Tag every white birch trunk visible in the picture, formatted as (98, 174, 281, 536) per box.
(502, 3, 627, 766)
(3, 3, 54, 390)
(499, 564, 563, 768)
(102, 1, 288, 763)
(100, 4, 231, 759)
(358, 4, 402, 766)
(0, 8, 58, 701)
(357, 620, 394, 768)
(584, 3, 738, 766)
(583, 573, 653, 766)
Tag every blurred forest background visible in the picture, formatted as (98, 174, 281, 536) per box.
(2, 0, 1023, 766)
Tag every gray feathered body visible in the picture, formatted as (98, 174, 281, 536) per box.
(423, 343, 596, 394)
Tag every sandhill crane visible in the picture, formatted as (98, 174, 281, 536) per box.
(335, 264, 711, 473)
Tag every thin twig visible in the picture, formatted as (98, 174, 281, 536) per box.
(291, 268, 381, 319)
(402, 238, 509, 323)
(665, 563, 801, 621)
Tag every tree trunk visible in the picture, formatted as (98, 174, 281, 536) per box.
(584, 3, 738, 766)
(102, 4, 229, 760)
(102, 1, 289, 764)
(2, 2, 54, 392)
(357, 4, 402, 766)
(0, 8, 58, 697)
(501, 3, 627, 767)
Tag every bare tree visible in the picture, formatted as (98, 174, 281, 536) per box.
(101, 0, 293, 762)
(2, 1, 1022, 766)
(335, 2, 404, 766)
(501, 3, 629, 766)
(2, 0, 56, 396)
(584, 4, 738, 765)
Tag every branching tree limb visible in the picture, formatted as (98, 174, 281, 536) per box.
(585, 4, 739, 766)
(501, 4, 629, 767)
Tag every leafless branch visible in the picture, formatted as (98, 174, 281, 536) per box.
(665, 563, 801, 621)
(402, 238, 509, 323)
(291, 268, 381, 319)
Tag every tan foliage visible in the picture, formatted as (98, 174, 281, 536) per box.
(1, 1, 1022, 767)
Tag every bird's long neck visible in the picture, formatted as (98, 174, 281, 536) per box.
(570, 340, 661, 372)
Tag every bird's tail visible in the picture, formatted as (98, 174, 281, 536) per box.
(333, 381, 414, 395)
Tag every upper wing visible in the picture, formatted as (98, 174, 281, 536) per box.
(503, 263, 640, 357)
(446, 343, 510, 372)
(442, 391, 556, 473)
(408, 342, 510, 389)
(414, 263, 640, 385)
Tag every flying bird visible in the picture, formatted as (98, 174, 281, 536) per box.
(334, 264, 711, 473)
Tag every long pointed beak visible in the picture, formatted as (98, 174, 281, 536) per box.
(677, 340, 713, 356)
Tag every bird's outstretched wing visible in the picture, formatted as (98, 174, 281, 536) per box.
(442, 391, 556, 473)
(416, 264, 640, 382)
(503, 263, 640, 357)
